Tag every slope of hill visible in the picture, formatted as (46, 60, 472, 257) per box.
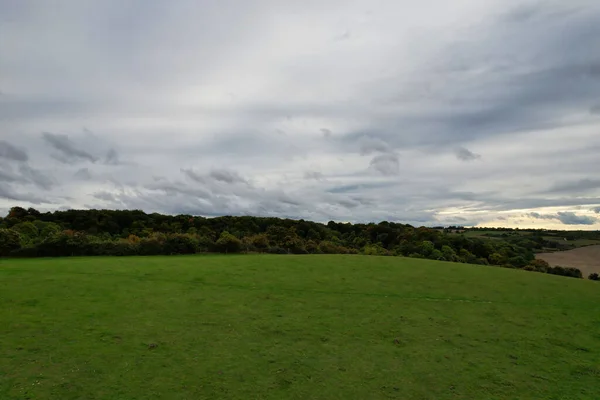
(1, 255, 599, 399)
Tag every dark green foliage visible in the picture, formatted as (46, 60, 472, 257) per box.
(547, 266, 583, 279)
(589, 273, 600, 281)
(267, 246, 288, 254)
(0, 228, 22, 256)
(164, 234, 198, 255)
(2, 206, 562, 276)
(524, 260, 583, 279)
(215, 231, 242, 253)
(526, 259, 550, 273)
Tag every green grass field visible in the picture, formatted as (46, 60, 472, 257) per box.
(1, 255, 599, 399)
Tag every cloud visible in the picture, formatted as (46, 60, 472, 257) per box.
(545, 178, 600, 194)
(359, 135, 391, 155)
(73, 168, 93, 180)
(369, 153, 399, 175)
(0, 183, 48, 204)
(334, 30, 351, 41)
(320, 128, 332, 138)
(42, 132, 98, 164)
(304, 171, 324, 180)
(209, 168, 247, 184)
(92, 191, 121, 202)
(528, 211, 597, 225)
(0, 168, 20, 183)
(18, 164, 54, 190)
(556, 211, 597, 225)
(527, 212, 556, 220)
(181, 168, 248, 185)
(104, 148, 121, 165)
(455, 147, 481, 161)
(0, 1, 599, 229)
(593, 206, 600, 213)
(0, 140, 28, 162)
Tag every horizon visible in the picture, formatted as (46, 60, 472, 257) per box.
(1, 0, 600, 230)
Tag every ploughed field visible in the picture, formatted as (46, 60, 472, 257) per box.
(537, 244, 600, 277)
(1, 255, 599, 399)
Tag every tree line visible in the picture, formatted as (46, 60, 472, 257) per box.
(0, 206, 586, 279)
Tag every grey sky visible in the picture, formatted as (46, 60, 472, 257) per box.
(1, 0, 600, 229)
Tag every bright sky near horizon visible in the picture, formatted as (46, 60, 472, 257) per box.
(1, 0, 600, 229)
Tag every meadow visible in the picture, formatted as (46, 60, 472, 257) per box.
(1, 255, 599, 399)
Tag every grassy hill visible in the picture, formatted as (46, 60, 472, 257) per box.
(1, 255, 599, 399)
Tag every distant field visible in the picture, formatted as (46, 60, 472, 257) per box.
(537, 245, 600, 276)
(1, 255, 599, 400)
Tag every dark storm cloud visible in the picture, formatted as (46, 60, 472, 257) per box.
(454, 147, 481, 161)
(180, 168, 204, 183)
(181, 167, 248, 185)
(327, 182, 396, 194)
(93, 191, 121, 202)
(104, 148, 121, 165)
(209, 169, 247, 184)
(528, 211, 597, 225)
(18, 164, 54, 190)
(74, 168, 93, 180)
(556, 211, 597, 225)
(304, 171, 324, 180)
(527, 212, 555, 220)
(42, 132, 98, 164)
(0, 183, 48, 204)
(0, 140, 28, 162)
(0, 169, 20, 183)
(369, 153, 399, 175)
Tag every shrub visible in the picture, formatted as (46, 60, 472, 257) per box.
(363, 244, 388, 256)
(318, 241, 340, 254)
(9, 246, 39, 258)
(215, 231, 242, 253)
(548, 266, 583, 279)
(196, 235, 215, 252)
(408, 253, 424, 259)
(110, 241, 140, 256)
(138, 237, 166, 255)
(527, 259, 550, 273)
(267, 246, 287, 254)
(589, 273, 600, 281)
(164, 234, 198, 255)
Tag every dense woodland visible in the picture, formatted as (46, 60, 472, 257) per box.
(0, 206, 589, 279)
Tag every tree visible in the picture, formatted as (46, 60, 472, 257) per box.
(428, 249, 444, 260)
(527, 259, 550, 272)
(0, 229, 22, 256)
(419, 241, 435, 257)
(249, 234, 269, 252)
(441, 245, 457, 262)
(489, 252, 505, 265)
(588, 273, 599, 281)
(215, 231, 242, 253)
(11, 222, 39, 244)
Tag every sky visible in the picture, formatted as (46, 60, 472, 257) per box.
(1, 0, 600, 229)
